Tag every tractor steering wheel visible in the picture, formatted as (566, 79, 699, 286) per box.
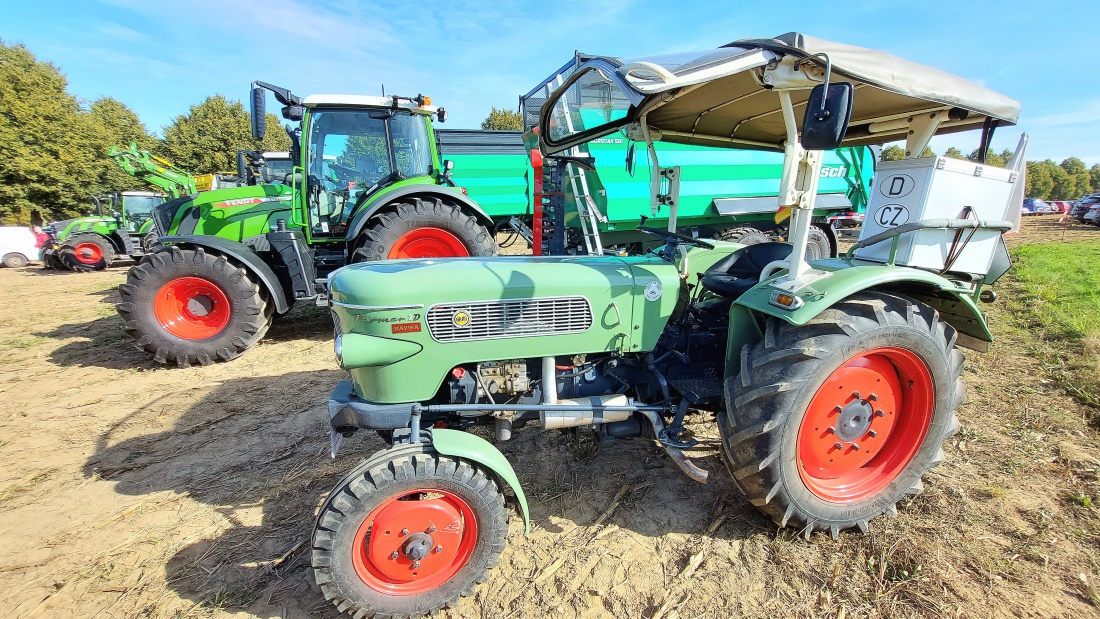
(637, 225, 716, 250)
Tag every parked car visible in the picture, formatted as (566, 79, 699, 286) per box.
(1048, 200, 1072, 214)
(1073, 194, 1100, 222)
(1022, 198, 1050, 215)
(0, 227, 40, 268)
(1085, 204, 1100, 225)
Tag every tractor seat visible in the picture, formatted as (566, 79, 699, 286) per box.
(700, 242, 792, 300)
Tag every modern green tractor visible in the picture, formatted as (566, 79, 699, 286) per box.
(116, 83, 497, 367)
(40, 191, 167, 271)
(315, 33, 1024, 617)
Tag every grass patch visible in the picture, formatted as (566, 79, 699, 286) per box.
(1008, 241, 1100, 409)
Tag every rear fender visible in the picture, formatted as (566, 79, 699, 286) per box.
(733, 260, 992, 347)
(157, 235, 292, 314)
(429, 429, 530, 535)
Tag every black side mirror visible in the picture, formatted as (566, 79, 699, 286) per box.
(625, 141, 637, 177)
(437, 107, 447, 123)
(250, 87, 266, 140)
(800, 82, 853, 151)
(236, 151, 248, 181)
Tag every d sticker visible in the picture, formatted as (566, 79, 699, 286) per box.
(452, 310, 471, 328)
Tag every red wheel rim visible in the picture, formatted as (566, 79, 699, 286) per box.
(351, 488, 478, 596)
(73, 242, 103, 264)
(796, 347, 934, 503)
(387, 228, 470, 259)
(153, 277, 231, 340)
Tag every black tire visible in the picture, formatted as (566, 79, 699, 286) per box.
(3, 253, 28, 268)
(353, 197, 497, 262)
(141, 229, 160, 254)
(719, 226, 772, 246)
(313, 443, 508, 618)
(116, 246, 273, 368)
(719, 291, 964, 538)
(806, 224, 836, 260)
(59, 233, 114, 271)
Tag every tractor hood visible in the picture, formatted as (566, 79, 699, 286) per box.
(539, 32, 1020, 154)
(328, 256, 683, 403)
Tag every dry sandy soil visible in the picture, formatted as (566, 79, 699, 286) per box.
(2, 215, 1100, 618)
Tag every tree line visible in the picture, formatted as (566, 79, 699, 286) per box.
(0, 41, 289, 225)
(4, 38, 1096, 225)
(881, 145, 1099, 201)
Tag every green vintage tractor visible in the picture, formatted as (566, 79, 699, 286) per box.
(116, 83, 497, 368)
(40, 191, 167, 271)
(315, 33, 1024, 617)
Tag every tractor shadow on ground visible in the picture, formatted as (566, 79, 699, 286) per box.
(35, 314, 157, 370)
(83, 372, 765, 617)
(263, 303, 335, 344)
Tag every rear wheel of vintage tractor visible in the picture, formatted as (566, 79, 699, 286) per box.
(116, 246, 273, 368)
(353, 197, 497, 262)
(313, 444, 508, 618)
(59, 233, 114, 271)
(719, 291, 965, 538)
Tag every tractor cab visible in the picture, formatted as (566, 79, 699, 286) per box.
(114, 191, 165, 232)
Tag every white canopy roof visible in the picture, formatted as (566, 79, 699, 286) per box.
(539, 33, 1020, 152)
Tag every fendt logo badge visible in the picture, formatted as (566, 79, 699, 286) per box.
(878, 173, 915, 198)
(452, 310, 471, 328)
(875, 204, 910, 228)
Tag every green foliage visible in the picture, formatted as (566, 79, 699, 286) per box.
(944, 147, 965, 159)
(87, 97, 156, 192)
(967, 148, 1007, 168)
(1025, 161, 1054, 199)
(881, 145, 933, 161)
(1091, 165, 1100, 194)
(1061, 157, 1088, 177)
(481, 107, 522, 131)
(1049, 164, 1077, 200)
(881, 145, 905, 161)
(159, 95, 290, 174)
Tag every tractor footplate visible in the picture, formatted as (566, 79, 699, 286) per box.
(639, 411, 709, 484)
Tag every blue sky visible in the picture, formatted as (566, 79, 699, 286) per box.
(3, 0, 1097, 165)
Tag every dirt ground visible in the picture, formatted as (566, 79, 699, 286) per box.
(2, 215, 1100, 618)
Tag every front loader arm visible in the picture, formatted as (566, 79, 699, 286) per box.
(109, 142, 198, 199)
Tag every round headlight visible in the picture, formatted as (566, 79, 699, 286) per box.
(334, 334, 343, 368)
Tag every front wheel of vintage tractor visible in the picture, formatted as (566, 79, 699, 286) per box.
(806, 224, 836, 259)
(313, 444, 509, 618)
(719, 291, 964, 538)
(116, 246, 273, 368)
(353, 197, 497, 262)
(59, 233, 115, 271)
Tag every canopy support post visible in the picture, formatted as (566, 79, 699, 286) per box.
(905, 110, 950, 159)
(774, 90, 823, 282)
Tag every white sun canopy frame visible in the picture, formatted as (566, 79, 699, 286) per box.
(537, 33, 1021, 283)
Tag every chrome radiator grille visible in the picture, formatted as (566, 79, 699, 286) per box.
(427, 296, 592, 342)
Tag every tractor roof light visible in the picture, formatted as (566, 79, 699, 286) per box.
(421, 96, 431, 107)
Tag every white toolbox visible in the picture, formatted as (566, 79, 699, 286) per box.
(854, 156, 1019, 276)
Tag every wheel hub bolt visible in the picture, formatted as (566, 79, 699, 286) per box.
(434, 545, 443, 554)
(868, 429, 878, 438)
(412, 561, 421, 569)
(390, 551, 399, 560)
(827, 426, 836, 434)
(876, 410, 885, 417)
(400, 528, 409, 536)
(851, 391, 861, 399)
(833, 442, 844, 450)
(427, 525, 436, 533)
(852, 443, 861, 451)
(868, 393, 879, 401)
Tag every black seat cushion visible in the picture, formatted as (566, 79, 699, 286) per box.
(700, 242, 792, 299)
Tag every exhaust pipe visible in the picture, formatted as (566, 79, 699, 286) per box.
(540, 395, 633, 430)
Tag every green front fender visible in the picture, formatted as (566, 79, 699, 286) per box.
(734, 259, 991, 342)
(430, 428, 530, 535)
